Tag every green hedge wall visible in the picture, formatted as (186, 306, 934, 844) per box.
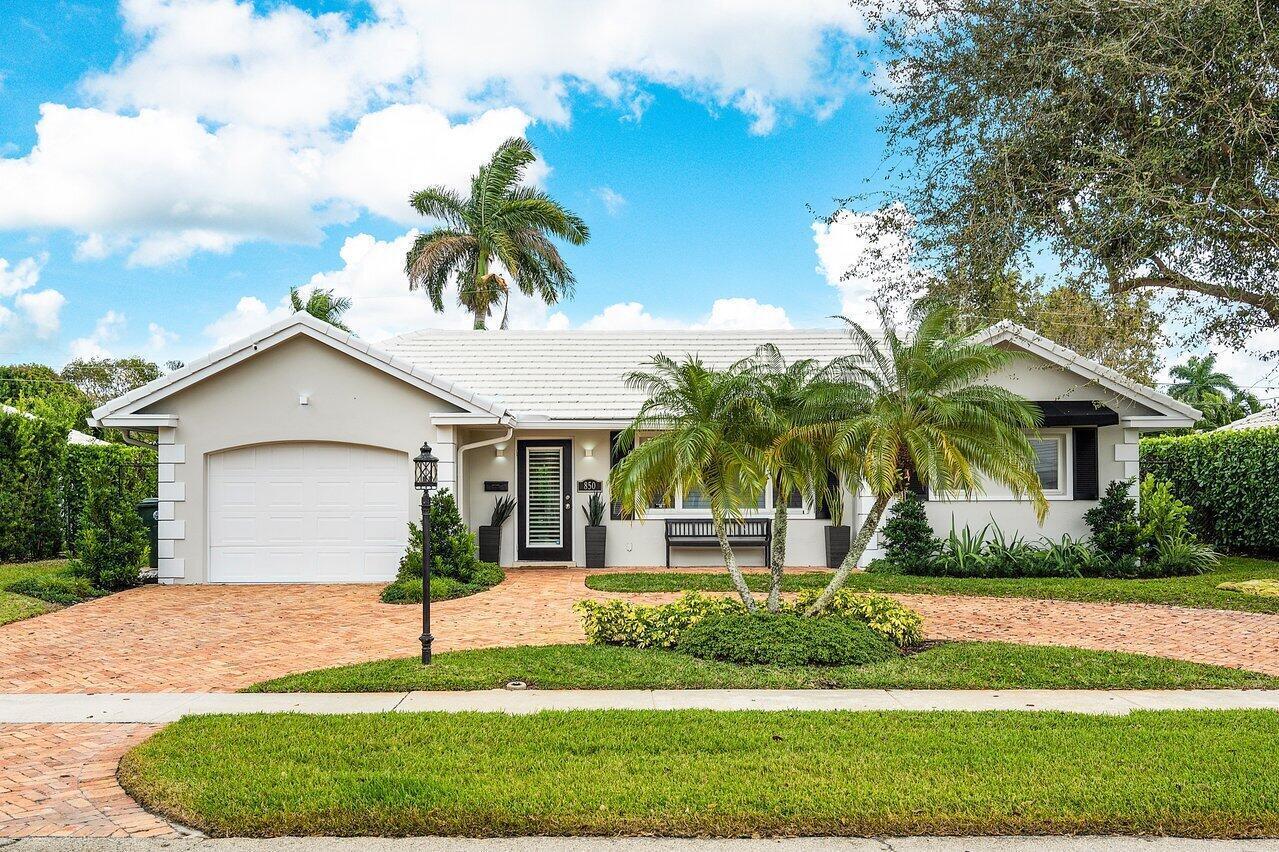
(0, 409, 65, 561)
(1141, 428, 1279, 556)
(63, 443, 157, 557)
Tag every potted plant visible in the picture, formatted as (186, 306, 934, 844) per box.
(582, 492, 607, 568)
(479, 496, 515, 564)
(824, 480, 851, 569)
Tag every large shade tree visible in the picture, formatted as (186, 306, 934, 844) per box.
(803, 305, 1047, 614)
(868, 0, 1279, 350)
(609, 355, 767, 611)
(404, 138, 590, 329)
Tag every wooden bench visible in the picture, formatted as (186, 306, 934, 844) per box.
(664, 518, 772, 568)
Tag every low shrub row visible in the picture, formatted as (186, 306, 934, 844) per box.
(575, 590, 923, 668)
(876, 481, 1218, 580)
(4, 575, 106, 606)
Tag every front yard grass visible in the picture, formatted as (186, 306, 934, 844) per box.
(0, 559, 72, 626)
(247, 641, 1278, 692)
(120, 708, 1279, 838)
(586, 556, 1279, 614)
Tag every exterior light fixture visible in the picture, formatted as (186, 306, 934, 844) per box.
(412, 441, 440, 664)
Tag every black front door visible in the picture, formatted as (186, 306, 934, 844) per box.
(517, 439, 573, 562)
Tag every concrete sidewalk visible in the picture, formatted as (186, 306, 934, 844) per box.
(2, 836, 1275, 851)
(3, 688, 1279, 722)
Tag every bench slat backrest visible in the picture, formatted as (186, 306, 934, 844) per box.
(665, 518, 771, 539)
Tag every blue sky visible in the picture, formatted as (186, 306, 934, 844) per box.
(0, 0, 902, 366)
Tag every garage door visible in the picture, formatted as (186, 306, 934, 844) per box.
(207, 442, 412, 583)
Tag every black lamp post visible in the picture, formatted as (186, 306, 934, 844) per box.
(413, 441, 439, 664)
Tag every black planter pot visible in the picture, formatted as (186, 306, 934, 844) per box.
(478, 525, 502, 564)
(584, 525, 607, 568)
(824, 525, 851, 569)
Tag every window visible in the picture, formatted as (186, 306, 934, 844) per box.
(1030, 432, 1067, 495)
(684, 487, 767, 510)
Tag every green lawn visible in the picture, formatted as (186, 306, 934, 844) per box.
(585, 556, 1279, 614)
(120, 709, 1279, 838)
(0, 559, 70, 626)
(248, 641, 1278, 692)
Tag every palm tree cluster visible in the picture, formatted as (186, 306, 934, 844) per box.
(609, 305, 1047, 615)
(290, 287, 354, 333)
(404, 138, 590, 330)
(1166, 354, 1263, 431)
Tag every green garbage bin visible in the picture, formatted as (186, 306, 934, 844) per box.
(135, 497, 159, 572)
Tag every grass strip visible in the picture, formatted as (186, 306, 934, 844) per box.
(120, 708, 1279, 838)
(247, 641, 1278, 692)
(585, 557, 1279, 614)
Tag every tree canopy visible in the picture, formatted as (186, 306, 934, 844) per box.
(869, 0, 1279, 350)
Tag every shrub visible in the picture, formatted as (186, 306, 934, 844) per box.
(880, 493, 940, 572)
(575, 592, 741, 649)
(74, 445, 151, 591)
(1153, 534, 1219, 576)
(1037, 535, 1093, 578)
(935, 522, 991, 577)
(396, 490, 487, 585)
(788, 589, 923, 647)
(1141, 428, 1279, 556)
(677, 613, 898, 667)
(1082, 480, 1142, 577)
(5, 575, 105, 606)
(380, 575, 480, 604)
(1218, 579, 1279, 597)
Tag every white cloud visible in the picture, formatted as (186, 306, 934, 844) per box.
(0, 254, 66, 345)
(577, 297, 792, 331)
(147, 321, 179, 352)
(812, 205, 917, 327)
(69, 310, 126, 359)
(594, 186, 626, 215)
(203, 296, 292, 347)
(15, 290, 67, 339)
(90, 0, 868, 133)
(0, 254, 45, 296)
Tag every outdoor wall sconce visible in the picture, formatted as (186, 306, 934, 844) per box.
(494, 442, 507, 460)
(582, 442, 595, 458)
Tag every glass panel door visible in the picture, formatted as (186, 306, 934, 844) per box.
(525, 447, 563, 548)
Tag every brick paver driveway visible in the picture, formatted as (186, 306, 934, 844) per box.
(3, 568, 1279, 839)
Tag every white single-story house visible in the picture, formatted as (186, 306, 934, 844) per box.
(88, 314, 1199, 584)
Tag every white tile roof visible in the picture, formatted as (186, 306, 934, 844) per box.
(1214, 407, 1279, 431)
(380, 329, 859, 420)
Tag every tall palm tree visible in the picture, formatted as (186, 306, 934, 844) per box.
(290, 287, 353, 334)
(404, 138, 590, 330)
(803, 304, 1048, 615)
(1167, 354, 1242, 408)
(745, 345, 849, 612)
(610, 355, 766, 611)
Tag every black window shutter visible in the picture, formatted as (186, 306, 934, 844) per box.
(1073, 427, 1099, 500)
(609, 430, 631, 519)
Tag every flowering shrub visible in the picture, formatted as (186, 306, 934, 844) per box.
(575, 592, 741, 649)
(788, 589, 924, 647)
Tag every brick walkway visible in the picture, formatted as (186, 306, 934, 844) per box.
(0, 724, 171, 838)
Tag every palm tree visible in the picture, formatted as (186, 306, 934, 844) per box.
(404, 138, 590, 330)
(1198, 389, 1264, 431)
(803, 304, 1048, 615)
(1167, 354, 1242, 408)
(609, 355, 766, 611)
(290, 287, 353, 333)
(745, 345, 848, 612)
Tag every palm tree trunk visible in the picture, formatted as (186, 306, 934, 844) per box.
(713, 509, 758, 612)
(767, 501, 787, 612)
(500, 293, 510, 330)
(803, 492, 891, 616)
(473, 253, 489, 330)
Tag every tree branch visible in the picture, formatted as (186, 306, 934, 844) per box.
(1111, 260, 1279, 325)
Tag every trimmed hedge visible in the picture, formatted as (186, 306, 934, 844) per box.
(63, 443, 156, 556)
(5, 576, 106, 606)
(0, 409, 65, 561)
(677, 613, 898, 667)
(1142, 428, 1279, 556)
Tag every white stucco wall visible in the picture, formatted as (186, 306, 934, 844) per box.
(139, 335, 464, 583)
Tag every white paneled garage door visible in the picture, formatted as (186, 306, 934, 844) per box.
(207, 443, 412, 583)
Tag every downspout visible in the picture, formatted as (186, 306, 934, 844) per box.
(455, 419, 515, 526)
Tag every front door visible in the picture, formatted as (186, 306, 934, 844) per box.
(517, 439, 573, 562)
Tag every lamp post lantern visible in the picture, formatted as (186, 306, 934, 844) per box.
(413, 441, 439, 664)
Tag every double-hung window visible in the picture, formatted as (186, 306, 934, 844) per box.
(1029, 430, 1069, 496)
